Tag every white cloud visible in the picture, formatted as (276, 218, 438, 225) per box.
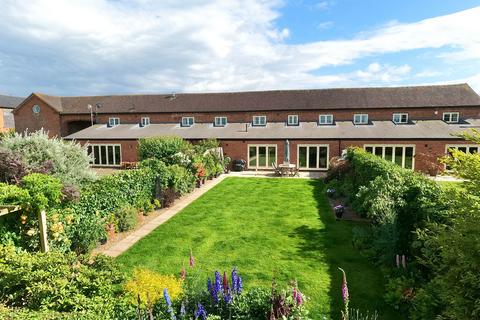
(316, 21, 334, 30)
(0, 1, 479, 95)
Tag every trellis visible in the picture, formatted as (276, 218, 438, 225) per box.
(0, 206, 49, 253)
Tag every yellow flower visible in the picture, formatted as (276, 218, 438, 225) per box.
(124, 268, 183, 307)
(26, 229, 36, 236)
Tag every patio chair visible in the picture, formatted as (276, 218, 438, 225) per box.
(272, 162, 282, 176)
(290, 167, 300, 177)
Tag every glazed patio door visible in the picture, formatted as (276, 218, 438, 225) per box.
(248, 145, 277, 169)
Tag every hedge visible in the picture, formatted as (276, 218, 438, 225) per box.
(328, 147, 447, 263)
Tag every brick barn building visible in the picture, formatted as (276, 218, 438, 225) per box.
(12, 83, 480, 173)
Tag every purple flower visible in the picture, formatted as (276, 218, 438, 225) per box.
(214, 271, 222, 293)
(231, 267, 243, 294)
(164, 288, 172, 307)
(237, 276, 243, 293)
(339, 268, 349, 303)
(180, 302, 186, 317)
(164, 288, 176, 320)
(293, 286, 303, 306)
(224, 286, 232, 304)
(208, 277, 219, 304)
(207, 278, 213, 293)
(194, 303, 207, 320)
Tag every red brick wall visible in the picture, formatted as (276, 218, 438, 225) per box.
(92, 106, 480, 125)
(14, 96, 61, 137)
(72, 137, 475, 173)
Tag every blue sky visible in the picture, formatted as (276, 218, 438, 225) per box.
(0, 0, 479, 96)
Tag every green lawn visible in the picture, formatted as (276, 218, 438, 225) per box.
(436, 180, 464, 190)
(117, 177, 398, 319)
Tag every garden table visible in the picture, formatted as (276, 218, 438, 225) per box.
(278, 163, 296, 177)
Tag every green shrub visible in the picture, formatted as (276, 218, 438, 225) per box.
(0, 245, 124, 317)
(138, 136, 192, 165)
(115, 205, 138, 232)
(0, 130, 95, 188)
(167, 164, 196, 195)
(21, 173, 63, 211)
(68, 168, 156, 253)
(334, 148, 446, 263)
(0, 183, 30, 206)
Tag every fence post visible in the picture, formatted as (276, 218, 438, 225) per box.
(38, 210, 49, 253)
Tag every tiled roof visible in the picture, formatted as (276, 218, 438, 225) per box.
(28, 83, 480, 114)
(64, 119, 480, 140)
(0, 95, 24, 109)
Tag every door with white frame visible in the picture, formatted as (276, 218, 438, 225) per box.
(297, 144, 329, 170)
(248, 144, 277, 169)
(364, 144, 415, 169)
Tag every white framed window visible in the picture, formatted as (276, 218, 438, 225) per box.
(445, 144, 479, 170)
(364, 144, 415, 169)
(141, 117, 150, 126)
(318, 114, 334, 125)
(248, 144, 277, 168)
(181, 117, 194, 127)
(297, 145, 329, 170)
(252, 116, 267, 126)
(108, 117, 120, 126)
(287, 115, 299, 126)
(214, 116, 227, 127)
(353, 114, 369, 125)
(393, 113, 408, 124)
(443, 112, 459, 123)
(87, 144, 121, 167)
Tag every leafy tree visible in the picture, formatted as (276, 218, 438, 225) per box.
(0, 130, 95, 188)
(411, 129, 480, 319)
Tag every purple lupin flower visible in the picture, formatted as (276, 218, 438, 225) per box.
(180, 301, 186, 318)
(214, 271, 222, 293)
(237, 276, 243, 293)
(194, 302, 207, 320)
(208, 277, 219, 304)
(224, 286, 232, 304)
(207, 278, 213, 293)
(164, 288, 176, 320)
(231, 267, 238, 293)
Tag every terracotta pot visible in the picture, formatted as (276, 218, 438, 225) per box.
(106, 223, 116, 240)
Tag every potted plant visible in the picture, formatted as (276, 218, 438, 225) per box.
(194, 162, 206, 187)
(334, 204, 345, 219)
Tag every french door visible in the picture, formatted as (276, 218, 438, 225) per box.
(248, 145, 277, 169)
(297, 145, 329, 170)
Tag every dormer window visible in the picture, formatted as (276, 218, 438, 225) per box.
(393, 113, 408, 124)
(252, 116, 266, 126)
(140, 117, 150, 127)
(353, 114, 368, 125)
(319, 114, 334, 125)
(108, 117, 120, 127)
(181, 117, 194, 127)
(443, 112, 459, 123)
(287, 115, 298, 126)
(214, 116, 227, 127)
